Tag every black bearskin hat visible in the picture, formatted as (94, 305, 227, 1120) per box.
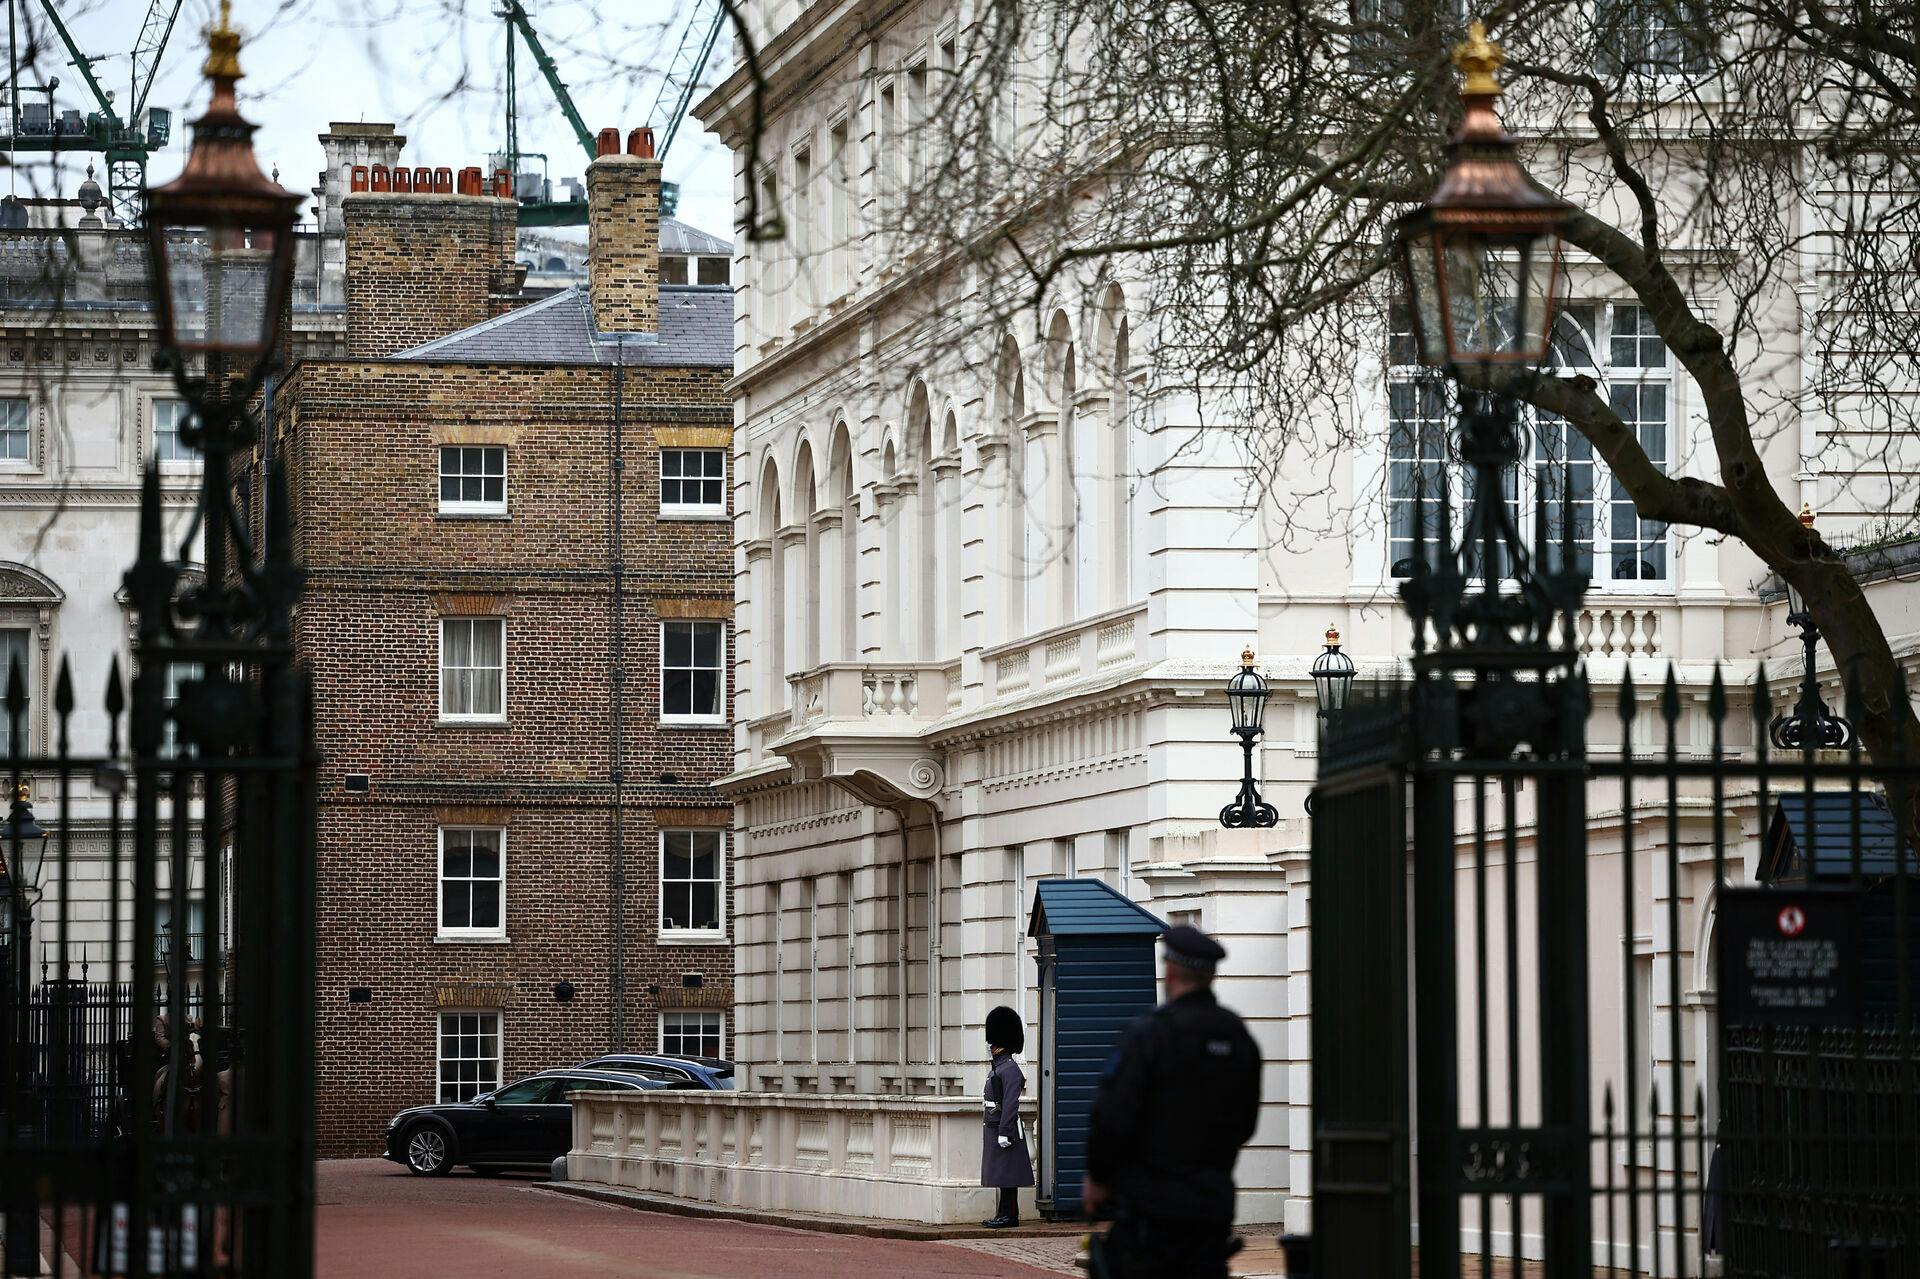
(985, 1005, 1025, 1055)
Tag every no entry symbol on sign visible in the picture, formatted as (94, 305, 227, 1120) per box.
(1777, 905, 1806, 937)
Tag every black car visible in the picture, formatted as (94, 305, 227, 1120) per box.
(574, 1053, 736, 1089)
(384, 1067, 669, 1176)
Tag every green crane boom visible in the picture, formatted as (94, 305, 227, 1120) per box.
(35, 0, 120, 123)
(501, 0, 595, 164)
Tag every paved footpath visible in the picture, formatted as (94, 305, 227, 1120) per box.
(316, 1159, 1070, 1279)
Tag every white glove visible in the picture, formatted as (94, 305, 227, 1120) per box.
(997, 1135, 1011, 1149)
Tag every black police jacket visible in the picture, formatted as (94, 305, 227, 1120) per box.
(1085, 987, 1261, 1222)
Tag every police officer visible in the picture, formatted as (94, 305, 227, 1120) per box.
(1083, 925, 1260, 1278)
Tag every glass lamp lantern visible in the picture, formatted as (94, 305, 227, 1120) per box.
(1, 785, 51, 903)
(1226, 648, 1270, 736)
(1393, 22, 1574, 370)
(1310, 626, 1358, 719)
(141, 1, 302, 391)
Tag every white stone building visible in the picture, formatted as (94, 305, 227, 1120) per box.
(0, 202, 347, 984)
(631, 0, 1920, 1254)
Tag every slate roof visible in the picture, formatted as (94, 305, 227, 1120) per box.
(1761, 791, 1904, 881)
(1028, 878, 1166, 938)
(393, 284, 732, 367)
(661, 218, 731, 256)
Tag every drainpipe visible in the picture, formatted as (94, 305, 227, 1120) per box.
(610, 338, 628, 1050)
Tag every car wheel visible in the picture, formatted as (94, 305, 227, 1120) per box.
(404, 1123, 454, 1176)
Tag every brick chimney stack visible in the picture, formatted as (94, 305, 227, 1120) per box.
(585, 129, 662, 334)
(343, 187, 519, 358)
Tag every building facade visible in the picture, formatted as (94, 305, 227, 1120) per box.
(276, 143, 738, 1156)
(682, 0, 1920, 1251)
(0, 176, 346, 988)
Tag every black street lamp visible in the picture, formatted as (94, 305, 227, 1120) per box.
(1221, 648, 1279, 829)
(1770, 504, 1854, 752)
(2, 784, 51, 967)
(1311, 626, 1357, 719)
(2, 784, 51, 1274)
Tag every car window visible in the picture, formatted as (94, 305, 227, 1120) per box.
(558, 1076, 634, 1096)
(491, 1078, 559, 1105)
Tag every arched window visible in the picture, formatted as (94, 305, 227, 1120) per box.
(995, 335, 1037, 639)
(937, 409, 962, 659)
(905, 383, 936, 659)
(1094, 285, 1137, 609)
(827, 422, 858, 661)
(792, 442, 820, 674)
(1044, 310, 1090, 623)
(757, 456, 785, 715)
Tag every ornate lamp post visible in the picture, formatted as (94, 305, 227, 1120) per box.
(142, 0, 302, 405)
(1221, 649, 1279, 829)
(1770, 503, 1854, 751)
(1310, 626, 1357, 719)
(2, 784, 51, 1273)
(1392, 21, 1587, 682)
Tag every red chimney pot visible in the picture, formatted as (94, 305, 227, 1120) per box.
(595, 127, 621, 157)
(391, 166, 412, 193)
(350, 165, 369, 193)
(627, 127, 656, 159)
(370, 164, 391, 192)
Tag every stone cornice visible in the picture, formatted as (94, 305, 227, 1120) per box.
(743, 537, 774, 563)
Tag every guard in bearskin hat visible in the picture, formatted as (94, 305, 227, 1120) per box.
(980, 1005, 1034, 1227)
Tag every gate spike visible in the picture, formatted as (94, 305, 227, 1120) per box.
(54, 655, 74, 715)
(1660, 663, 1681, 726)
(105, 657, 125, 758)
(1619, 665, 1638, 726)
(1706, 664, 1726, 721)
(1752, 662, 1772, 729)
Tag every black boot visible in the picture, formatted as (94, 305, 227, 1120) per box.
(982, 1187, 1019, 1228)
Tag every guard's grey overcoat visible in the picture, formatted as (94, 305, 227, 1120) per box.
(981, 1053, 1035, 1188)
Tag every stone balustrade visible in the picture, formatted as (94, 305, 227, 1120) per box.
(984, 602, 1147, 700)
(567, 1091, 1035, 1225)
(787, 661, 953, 731)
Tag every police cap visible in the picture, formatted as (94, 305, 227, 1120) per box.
(1162, 925, 1226, 973)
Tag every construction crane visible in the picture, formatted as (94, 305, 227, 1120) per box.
(497, 0, 723, 225)
(1, 0, 185, 225)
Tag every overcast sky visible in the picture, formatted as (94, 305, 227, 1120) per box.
(7, 0, 735, 239)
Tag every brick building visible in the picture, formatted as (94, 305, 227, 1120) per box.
(271, 140, 736, 1156)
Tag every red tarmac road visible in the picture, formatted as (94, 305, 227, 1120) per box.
(316, 1159, 1067, 1279)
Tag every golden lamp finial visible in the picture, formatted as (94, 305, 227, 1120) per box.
(1797, 502, 1815, 529)
(1454, 21, 1503, 96)
(1240, 647, 1256, 668)
(1324, 626, 1342, 648)
(204, 0, 243, 83)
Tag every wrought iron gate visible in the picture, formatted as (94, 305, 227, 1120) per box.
(1310, 393, 1919, 1276)
(1, 427, 316, 1271)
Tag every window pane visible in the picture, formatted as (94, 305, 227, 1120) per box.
(690, 883, 718, 930)
(665, 624, 692, 667)
(471, 880, 500, 928)
(693, 623, 720, 668)
(691, 670, 718, 715)
(664, 670, 691, 716)
(663, 451, 684, 478)
(473, 620, 503, 667)
(443, 882, 471, 928)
